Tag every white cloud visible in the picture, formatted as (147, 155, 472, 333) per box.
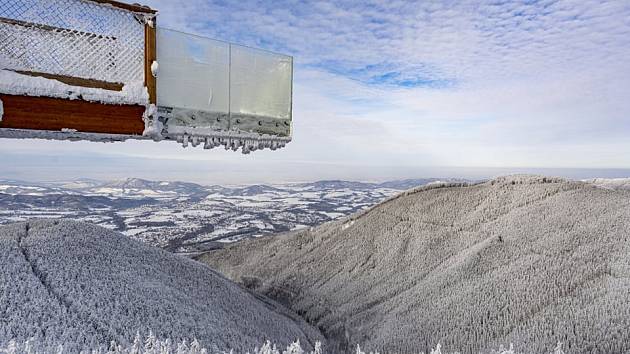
(2, 0, 629, 182)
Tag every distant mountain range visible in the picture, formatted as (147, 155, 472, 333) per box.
(2, 176, 625, 256)
(0, 177, 459, 253)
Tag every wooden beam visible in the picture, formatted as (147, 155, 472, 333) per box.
(144, 20, 157, 104)
(0, 94, 145, 135)
(13, 71, 124, 91)
(86, 0, 157, 14)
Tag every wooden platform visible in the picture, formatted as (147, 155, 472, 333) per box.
(0, 94, 145, 135)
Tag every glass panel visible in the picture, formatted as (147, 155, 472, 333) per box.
(156, 28, 229, 114)
(156, 27, 293, 138)
(229, 45, 293, 121)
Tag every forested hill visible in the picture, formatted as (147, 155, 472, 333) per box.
(0, 220, 323, 353)
(201, 175, 630, 354)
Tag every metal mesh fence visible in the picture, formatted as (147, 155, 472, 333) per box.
(0, 0, 146, 85)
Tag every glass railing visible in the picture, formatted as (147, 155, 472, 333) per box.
(156, 28, 293, 138)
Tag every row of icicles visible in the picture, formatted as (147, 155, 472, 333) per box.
(174, 134, 290, 154)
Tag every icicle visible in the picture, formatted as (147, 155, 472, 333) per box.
(0, 98, 3, 122)
(231, 138, 240, 151)
(166, 129, 290, 153)
(203, 137, 212, 149)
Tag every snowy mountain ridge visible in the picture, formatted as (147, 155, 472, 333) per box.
(0, 177, 623, 254)
(202, 175, 630, 354)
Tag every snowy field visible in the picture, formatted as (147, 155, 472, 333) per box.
(0, 178, 446, 254)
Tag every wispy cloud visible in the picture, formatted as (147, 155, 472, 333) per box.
(1, 0, 629, 182)
(147, 0, 630, 87)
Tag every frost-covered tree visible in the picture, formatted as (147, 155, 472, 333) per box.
(0, 335, 570, 354)
(551, 343, 565, 354)
(145, 331, 157, 352)
(131, 332, 142, 354)
(176, 340, 189, 354)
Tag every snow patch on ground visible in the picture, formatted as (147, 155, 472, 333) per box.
(320, 211, 344, 218)
(584, 178, 630, 191)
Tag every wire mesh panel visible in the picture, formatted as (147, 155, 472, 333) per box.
(0, 0, 146, 85)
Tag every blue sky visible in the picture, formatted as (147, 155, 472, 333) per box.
(2, 0, 630, 183)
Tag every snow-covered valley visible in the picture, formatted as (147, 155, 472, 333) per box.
(0, 177, 449, 254)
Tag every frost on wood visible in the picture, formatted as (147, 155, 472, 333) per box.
(141, 13, 157, 28)
(0, 220, 323, 353)
(0, 69, 289, 153)
(0, 128, 145, 143)
(202, 175, 630, 354)
(0, 70, 149, 106)
(142, 104, 163, 141)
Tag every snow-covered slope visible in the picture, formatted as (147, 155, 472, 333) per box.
(0, 220, 323, 352)
(585, 178, 630, 191)
(201, 176, 630, 354)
